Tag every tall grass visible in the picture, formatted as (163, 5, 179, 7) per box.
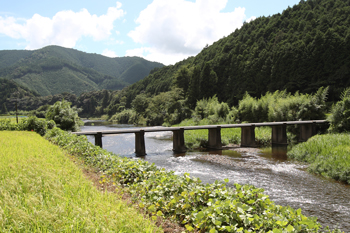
(0, 131, 161, 232)
(287, 134, 350, 184)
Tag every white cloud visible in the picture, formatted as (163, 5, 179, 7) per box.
(125, 47, 191, 65)
(128, 0, 247, 65)
(0, 2, 125, 50)
(102, 49, 118, 58)
(246, 16, 257, 23)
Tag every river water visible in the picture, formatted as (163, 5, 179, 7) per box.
(81, 121, 350, 232)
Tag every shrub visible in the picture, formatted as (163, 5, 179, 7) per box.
(237, 87, 328, 123)
(0, 116, 55, 136)
(328, 87, 350, 133)
(194, 96, 230, 124)
(110, 109, 139, 124)
(46, 99, 83, 131)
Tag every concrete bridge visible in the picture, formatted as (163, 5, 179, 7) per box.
(73, 120, 327, 156)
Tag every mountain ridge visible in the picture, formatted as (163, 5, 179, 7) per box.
(0, 45, 164, 96)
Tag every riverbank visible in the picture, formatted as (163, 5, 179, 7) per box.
(0, 131, 162, 232)
(45, 127, 341, 232)
(287, 134, 350, 184)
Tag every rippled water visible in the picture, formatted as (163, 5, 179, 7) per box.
(81, 122, 350, 231)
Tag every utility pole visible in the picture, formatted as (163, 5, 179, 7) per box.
(15, 99, 18, 123)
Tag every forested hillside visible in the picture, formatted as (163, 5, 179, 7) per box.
(0, 46, 163, 96)
(0, 78, 40, 114)
(121, 0, 350, 108)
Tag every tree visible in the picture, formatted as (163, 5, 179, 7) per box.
(200, 62, 218, 99)
(46, 99, 83, 131)
(174, 66, 191, 95)
(1, 103, 8, 114)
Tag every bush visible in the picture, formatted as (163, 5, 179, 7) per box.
(0, 116, 56, 136)
(110, 109, 139, 124)
(46, 99, 83, 131)
(194, 96, 230, 124)
(237, 87, 328, 123)
(328, 87, 350, 133)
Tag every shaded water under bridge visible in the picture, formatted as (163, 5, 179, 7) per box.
(74, 120, 327, 156)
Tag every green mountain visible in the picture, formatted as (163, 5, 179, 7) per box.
(122, 0, 350, 108)
(0, 46, 164, 96)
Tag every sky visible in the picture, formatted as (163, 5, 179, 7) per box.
(0, 0, 300, 65)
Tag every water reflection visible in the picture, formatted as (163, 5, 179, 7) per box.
(80, 122, 350, 231)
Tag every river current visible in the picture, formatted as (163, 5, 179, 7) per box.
(81, 121, 350, 232)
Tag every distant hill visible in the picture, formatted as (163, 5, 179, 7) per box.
(122, 0, 350, 107)
(0, 46, 164, 96)
(0, 78, 40, 113)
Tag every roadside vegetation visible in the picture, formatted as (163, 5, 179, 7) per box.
(0, 131, 161, 232)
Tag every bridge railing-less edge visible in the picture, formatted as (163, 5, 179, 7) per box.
(73, 120, 327, 156)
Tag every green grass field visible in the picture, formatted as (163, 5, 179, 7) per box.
(0, 131, 161, 232)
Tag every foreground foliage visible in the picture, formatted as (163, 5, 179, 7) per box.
(0, 116, 55, 136)
(0, 131, 161, 232)
(287, 134, 350, 184)
(45, 128, 341, 232)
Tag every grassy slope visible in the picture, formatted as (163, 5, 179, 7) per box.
(0, 131, 161, 232)
(287, 134, 350, 184)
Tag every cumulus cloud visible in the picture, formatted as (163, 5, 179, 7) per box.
(128, 0, 247, 65)
(0, 2, 125, 50)
(102, 49, 118, 58)
(246, 16, 257, 23)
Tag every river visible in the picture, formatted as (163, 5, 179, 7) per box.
(81, 121, 350, 232)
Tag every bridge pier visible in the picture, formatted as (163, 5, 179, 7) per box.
(241, 125, 256, 147)
(208, 126, 222, 150)
(135, 130, 146, 156)
(271, 124, 287, 146)
(299, 122, 316, 142)
(94, 132, 103, 148)
(173, 128, 187, 153)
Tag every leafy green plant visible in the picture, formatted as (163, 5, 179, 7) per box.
(328, 87, 350, 133)
(46, 99, 83, 131)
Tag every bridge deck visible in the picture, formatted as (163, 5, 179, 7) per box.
(73, 120, 328, 156)
(74, 120, 327, 135)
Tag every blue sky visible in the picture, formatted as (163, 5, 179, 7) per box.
(0, 0, 300, 65)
